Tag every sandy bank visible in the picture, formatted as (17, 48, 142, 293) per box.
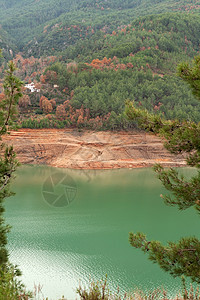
(2, 129, 186, 169)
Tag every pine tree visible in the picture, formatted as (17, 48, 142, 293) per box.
(126, 55, 200, 283)
(0, 59, 23, 267)
(0, 57, 32, 299)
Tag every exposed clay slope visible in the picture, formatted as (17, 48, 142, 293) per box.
(2, 129, 186, 169)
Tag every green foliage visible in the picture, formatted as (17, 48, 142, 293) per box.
(125, 102, 200, 168)
(0, 61, 23, 135)
(0, 61, 22, 266)
(178, 56, 200, 100)
(0, 60, 29, 297)
(43, 62, 200, 126)
(2, 11, 200, 129)
(21, 117, 69, 129)
(0, 28, 16, 62)
(29, 12, 200, 130)
(61, 13, 200, 64)
(129, 233, 200, 283)
(0, 0, 200, 58)
(154, 165, 200, 211)
(0, 263, 31, 300)
(126, 55, 200, 283)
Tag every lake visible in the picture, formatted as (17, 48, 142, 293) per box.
(5, 165, 199, 299)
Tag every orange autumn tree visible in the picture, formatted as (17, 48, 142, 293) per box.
(18, 94, 31, 108)
(56, 104, 66, 120)
(42, 99, 53, 114)
(39, 96, 53, 113)
(50, 98, 56, 108)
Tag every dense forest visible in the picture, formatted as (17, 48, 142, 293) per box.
(1, 0, 200, 57)
(0, 1, 200, 129)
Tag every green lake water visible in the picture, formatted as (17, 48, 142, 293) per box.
(5, 165, 199, 299)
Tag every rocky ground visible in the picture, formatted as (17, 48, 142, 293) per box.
(3, 129, 186, 169)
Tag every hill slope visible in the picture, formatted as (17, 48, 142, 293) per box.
(0, 0, 200, 57)
(1, 3, 200, 129)
(9, 12, 200, 130)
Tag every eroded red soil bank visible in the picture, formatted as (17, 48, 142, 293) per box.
(3, 129, 186, 169)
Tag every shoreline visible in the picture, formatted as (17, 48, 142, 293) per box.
(2, 128, 186, 170)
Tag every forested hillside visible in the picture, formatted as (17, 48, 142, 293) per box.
(1, 0, 200, 58)
(0, 1, 200, 130)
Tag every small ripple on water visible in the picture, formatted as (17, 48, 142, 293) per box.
(6, 166, 199, 299)
(9, 245, 133, 298)
(8, 238, 186, 299)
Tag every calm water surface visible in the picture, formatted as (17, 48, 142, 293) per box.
(5, 166, 199, 299)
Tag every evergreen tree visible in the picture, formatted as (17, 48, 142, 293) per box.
(0, 57, 31, 299)
(0, 60, 23, 266)
(126, 55, 200, 283)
